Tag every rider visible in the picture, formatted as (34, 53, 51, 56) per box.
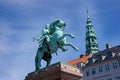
(39, 24, 51, 50)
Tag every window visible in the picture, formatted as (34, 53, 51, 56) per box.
(105, 64, 110, 71)
(87, 27, 89, 30)
(108, 78, 112, 80)
(86, 70, 90, 76)
(76, 62, 84, 68)
(89, 39, 90, 43)
(115, 76, 120, 80)
(112, 62, 118, 69)
(92, 38, 94, 42)
(88, 58, 93, 64)
(92, 68, 96, 75)
(98, 66, 103, 73)
(89, 27, 91, 29)
(119, 62, 120, 67)
(96, 54, 103, 62)
(106, 51, 115, 59)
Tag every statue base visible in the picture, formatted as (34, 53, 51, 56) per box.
(25, 62, 82, 80)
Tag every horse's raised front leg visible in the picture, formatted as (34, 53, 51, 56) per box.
(64, 43, 79, 51)
(63, 33, 75, 38)
(64, 33, 75, 38)
(58, 33, 75, 41)
(35, 48, 44, 71)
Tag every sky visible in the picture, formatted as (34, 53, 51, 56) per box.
(0, 0, 120, 80)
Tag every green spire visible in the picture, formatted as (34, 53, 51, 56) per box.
(85, 10, 99, 55)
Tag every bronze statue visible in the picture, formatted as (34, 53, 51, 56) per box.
(34, 20, 79, 71)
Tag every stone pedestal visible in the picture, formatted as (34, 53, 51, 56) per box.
(25, 62, 82, 80)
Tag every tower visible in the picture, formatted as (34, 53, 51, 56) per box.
(85, 10, 99, 55)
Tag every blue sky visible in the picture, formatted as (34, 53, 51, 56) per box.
(0, 0, 120, 80)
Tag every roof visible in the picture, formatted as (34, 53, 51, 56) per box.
(93, 45, 120, 57)
(67, 45, 120, 67)
(84, 45, 120, 67)
(67, 55, 89, 67)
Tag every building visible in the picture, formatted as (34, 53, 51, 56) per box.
(67, 11, 120, 80)
(67, 55, 89, 69)
(83, 11, 120, 80)
(82, 44, 120, 80)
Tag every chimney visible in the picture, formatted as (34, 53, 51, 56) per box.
(80, 54, 84, 58)
(106, 44, 110, 49)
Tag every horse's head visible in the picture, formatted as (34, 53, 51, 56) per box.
(49, 20, 66, 34)
(54, 19, 66, 29)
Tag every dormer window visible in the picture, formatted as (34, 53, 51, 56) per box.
(76, 62, 84, 68)
(88, 58, 96, 64)
(89, 58, 93, 64)
(106, 51, 115, 59)
(96, 54, 102, 62)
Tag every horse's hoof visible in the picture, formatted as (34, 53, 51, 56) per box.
(75, 48, 79, 51)
(72, 36, 75, 38)
(70, 34, 75, 38)
(71, 35, 75, 38)
(63, 49, 68, 52)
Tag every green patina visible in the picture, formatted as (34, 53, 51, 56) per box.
(34, 20, 79, 71)
(86, 10, 99, 55)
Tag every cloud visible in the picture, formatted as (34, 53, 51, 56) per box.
(0, 0, 120, 80)
(0, 19, 37, 55)
(0, 18, 41, 80)
(0, 20, 15, 55)
(0, 52, 34, 80)
(0, 0, 36, 8)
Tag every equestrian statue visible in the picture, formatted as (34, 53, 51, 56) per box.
(33, 20, 79, 71)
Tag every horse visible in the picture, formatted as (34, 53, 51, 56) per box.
(35, 20, 79, 71)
